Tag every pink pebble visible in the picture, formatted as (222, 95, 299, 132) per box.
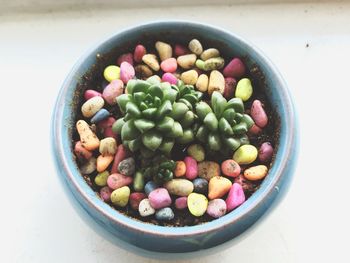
(251, 100, 268, 128)
(160, 58, 177, 73)
(107, 173, 133, 190)
(175, 197, 188, 210)
(111, 145, 131, 174)
(102, 79, 124, 105)
(223, 58, 246, 79)
(162, 72, 178, 85)
(207, 199, 227, 218)
(184, 156, 198, 180)
(120, 62, 135, 84)
(148, 188, 172, 209)
(129, 192, 147, 210)
(174, 44, 189, 57)
(223, 77, 237, 99)
(117, 53, 134, 66)
(134, 45, 146, 63)
(248, 124, 262, 135)
(258, 142, 274, 163)
(226, 183, 246, 212)
(100, 186, 112, 202)
(84, 89, 102, 100)
(97, 117, 116, 138)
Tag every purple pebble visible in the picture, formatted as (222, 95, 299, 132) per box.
(175, 197, 188, 210)
(258, 142, 274, 162)
(100, 186, 112, 202)
(225, 183, 245, 212)
(162, 72, 178, 85)
(149, 188, 172, 209)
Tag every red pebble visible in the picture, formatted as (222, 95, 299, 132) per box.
(223, 58, 246, 79)
(221, 159, 241, 178)
(107, 173, 133, 190)
(129, 192, 147, 210)
(184, 156, 198, 180)
(160, 58, 177, 73)
(223, 77, 237, 99)
(175, 197, 188, 210)
(120, 61, 135, 84)
(100, 186, 112, 201)
(74, 141, 93, 160)
(134, 45, 147, 63)
(97, 117, 116, 138)
(174, 44, 189, 57)
(84, 89, 102, 100)
(111, 145, 130, 174)
(251, 100, 268, 128)
(117, 53, 134, 66)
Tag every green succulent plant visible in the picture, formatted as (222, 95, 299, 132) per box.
(195, 91, 254, 154)
(112, 78, 202, 155)
(142, 154, 176, 184)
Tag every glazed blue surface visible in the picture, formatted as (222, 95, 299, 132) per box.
(51, 21, 299, 257)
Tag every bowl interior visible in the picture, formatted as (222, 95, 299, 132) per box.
(54, 21, 294, 237)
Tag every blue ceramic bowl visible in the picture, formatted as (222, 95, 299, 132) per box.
(51, 21, 298, 257)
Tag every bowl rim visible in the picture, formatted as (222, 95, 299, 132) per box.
(52, 20, 296, 238)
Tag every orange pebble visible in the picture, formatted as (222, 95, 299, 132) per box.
(97, 154, 114, 172)
(74, 141, 93, 160)
(76, 120, 100, 151)
(208, 176, 232, 200)
(244, 165, 268, 181)
(175, 161, 186, 177)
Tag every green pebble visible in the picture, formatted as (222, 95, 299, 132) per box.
(187, 144, 205, 162)
(111, 186, 130, 207)
(203, 57, 225, 71)
(233, 144, 258, 165)
(195, 59, 205, 70)
(235, 78, 253, 101)
(133, 171, 145, 192)
(94, 171, 109, 187)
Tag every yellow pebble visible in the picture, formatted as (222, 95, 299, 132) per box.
(187, 193, 208, 217)
(104, 65, 120, 82)
(233, 145, 258, 165)
(244, 165, 268, 180)
(235, 78, 253, 101)
(111, 186, 130, 207)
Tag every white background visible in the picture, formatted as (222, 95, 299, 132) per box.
(1, 1, 350, 262)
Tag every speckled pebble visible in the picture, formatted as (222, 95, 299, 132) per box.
(155, 207, 174, 221)
(206, 199, 227, 218)
(118, 157, 135, 176)
(139, 198, 155, 217)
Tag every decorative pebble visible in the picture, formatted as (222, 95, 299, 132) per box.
(174, 161, 186, 177)
(251, 99, 268, 128)
(175, 197, 188, 210)
(134, 44, 146, 63)
(203, 57, 225, 71)
(187, 193, 208, 217)
(221, 159, 241, 178)
(120, 61, 135, 84)
(184, 156, 198, 180)
(100, 186, 112, 202)
(149, 188, 172, 209)
(111, 186, 130, 207)
(80, 157, 96, 174)
(135, 64, 153, 79)
(74, 141, 93, 160)
(155, 207, 174, 221)
(164, 179, 194, 196)
(244, 165, 268, 181)
(208, 176, 232, 200)
(155, 41, 172, 61)
(99, 137, 117, 156)
(200, 48, 220, 61)
(162, 72, 178, 84)
(195, 59, 205, 70)
(177, 54, 197, 69)
(84, 89, 102, 100)
(223, 58, 246, 78)
(81, 96, 105, 118)
(139, 198, 155, 217)
(248, 124, 262, 135)
(104, 65, 120, 82)
(193, 178, 208, 194)
(129, 192, 147, 210)
(144, 181, 159, 196)
(174, 44, 189, 56)
(223, 77, 237, 99)
(198, 161, 220, 181)
(258, 142, 274, 162)
(107, 173, 133, 190)
(95, 171, 109, 186)
(96, 154, 114, 172)
(195, 74, 209, 92)
(97, 117, 116, 138)
(180, 69, 198, 85)
(187, 144, 205, 162)
(117, 53, 134, 66)
(235, 78, 253, 101)
(118, 157, 135, 176)
(233, 144, 258, 165)
(76, 120, 100, 151)
(207, 199, 227, 218)
(188, 39, 203, 55)
(133, 171, 145, 192)
(102, 79, 124, 105)
(226, 183, 245, 212)
(142, 54, 160, 71)
(208, 70, 225, 95)
(91, 109, 110, 124)
(160, 57, 177, 73)
(111, 144, 130, 174)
